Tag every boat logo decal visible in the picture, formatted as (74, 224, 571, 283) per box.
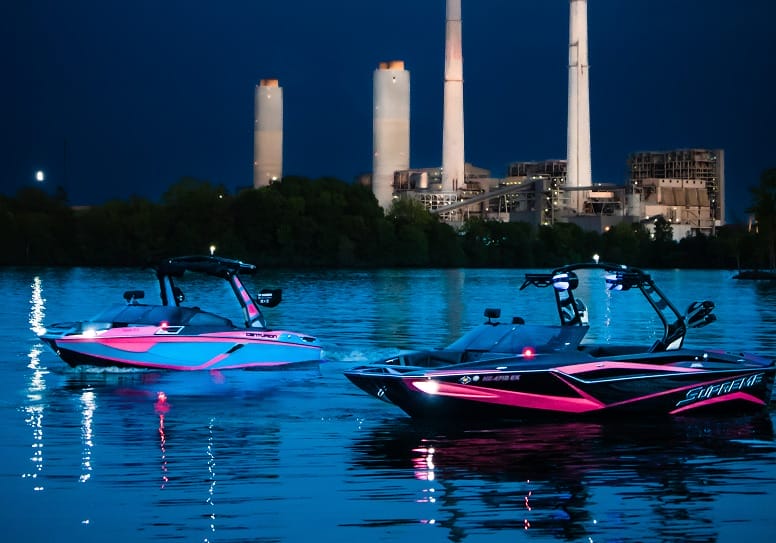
(675, 373, 765, 408)
(459, 376, 472, 384)
(481, 374, 521, 382)
(246, 332, 278, 339)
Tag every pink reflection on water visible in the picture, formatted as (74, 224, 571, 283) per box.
(155, 391, 169, 488)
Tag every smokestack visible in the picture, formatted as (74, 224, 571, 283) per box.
(442, 0, 465, 193)
(373, 61, 410, 211)
(566, 0, 591, 214)
(253, 79, 283, 188)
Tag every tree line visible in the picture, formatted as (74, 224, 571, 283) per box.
(1, 171, 774, 269)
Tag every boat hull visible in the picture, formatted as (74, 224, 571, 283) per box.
(345, 352, 776, 420)
(42, 327, 323, 371)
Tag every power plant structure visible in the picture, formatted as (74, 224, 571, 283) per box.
(372, 61, 410, 211)
(368, 0, 466, 213)
(386, 0, 604, 226)
(442, 0, 465, 196)
(253, 79, 283, 188)
(249, 2, 726, 239)
(381, 0, 722, 237)
(566, 0, 592, 216)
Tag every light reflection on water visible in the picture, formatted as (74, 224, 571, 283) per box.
(156, 392, 169, 489)
(79, 390, 95, 483)
(348, 415, 776, 542)
(4, 267, 776, 542)
(23, 276, 47, 492)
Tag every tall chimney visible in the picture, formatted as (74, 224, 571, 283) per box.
(442, 0, 465, 193)
(373, 61, 410, 211)
(253, 79, 283, 188)
(566, 0, 591, 214)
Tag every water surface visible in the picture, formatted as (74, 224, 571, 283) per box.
(2, 266, 775, 542)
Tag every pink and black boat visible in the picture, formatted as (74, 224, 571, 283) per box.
(345, 262, 775, 420)
(40, 255, 323, 371)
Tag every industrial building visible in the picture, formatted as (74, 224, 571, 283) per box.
(386, 148, 724, 238)
(395, 159, 624, 232)
(392, 163, 491, 221)
(626, 149, 725, 236)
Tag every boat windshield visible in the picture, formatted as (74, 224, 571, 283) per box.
(89, 304, 234, 328)
(446, 323, 588, 354)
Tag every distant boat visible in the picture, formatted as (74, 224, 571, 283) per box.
(733, 270, 776, 280)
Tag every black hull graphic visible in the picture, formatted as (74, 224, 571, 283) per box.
(346, 363, 775, 421)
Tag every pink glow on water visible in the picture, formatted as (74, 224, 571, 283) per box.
(209, 370, 226, 384)
(154, 391, 170, 413)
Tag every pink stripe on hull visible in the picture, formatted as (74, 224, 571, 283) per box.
(407, 379, 605, 413)
(553, 372, 715, 410)
(555, 361, 701, 375)
(62, 334, 320, 350)
(65, 352, 315, 371)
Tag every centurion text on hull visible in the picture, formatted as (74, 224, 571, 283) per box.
(345, 262, 775, 420)
(39, 256, 323, 371)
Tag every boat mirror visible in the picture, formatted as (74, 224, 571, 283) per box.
(552, 272, 578, 291)
(484, 308, 500, 319)
(123, 290, 145, 304)
(605, 273, 632, 291)
(685, 300, 716, 328)
(257, 288, 282, 308)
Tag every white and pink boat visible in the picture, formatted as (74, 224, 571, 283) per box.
(40, 256, 324, 371)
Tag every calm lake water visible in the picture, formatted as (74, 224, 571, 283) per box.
(2, 266, 776, 542)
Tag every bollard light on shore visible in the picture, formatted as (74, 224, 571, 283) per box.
(593, 254, 600, 264)
(35, 170, 45, 182)
(209, 245, 216, 256)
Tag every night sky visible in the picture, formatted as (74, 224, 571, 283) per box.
(3, 1, 774, 221)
